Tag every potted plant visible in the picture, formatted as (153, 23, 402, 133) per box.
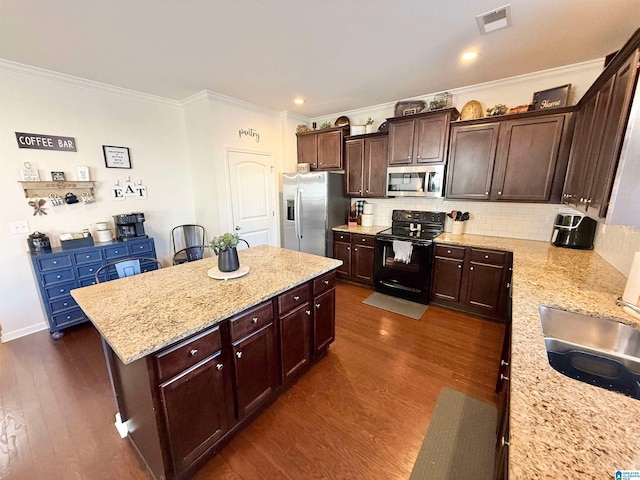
(365, 117, 375, 134)
(210, 232, 241, 272)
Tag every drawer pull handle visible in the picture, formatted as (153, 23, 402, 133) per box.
(189, 349, 198, 356)
(500, 374, 509, 382)
(236, 351, 243, 359)
(216, 363, 223, 371)
(501, 360, 509, 367)
(316, 303, 321, 308)
(305, 310, 311, 316)
(293, 295, 300, 301)
(252, 317, 258, 324)
(324, 280, 329, 285)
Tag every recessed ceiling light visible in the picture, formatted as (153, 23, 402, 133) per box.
(294, 98, 304, 105)
(461, 51, 478, 61)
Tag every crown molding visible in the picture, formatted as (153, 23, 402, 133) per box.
(0, 58, 183, 108)
(181, 89, 279, 116)
(312, 59, 604, 121)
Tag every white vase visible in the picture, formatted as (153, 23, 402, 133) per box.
(365, 124, 375, 134)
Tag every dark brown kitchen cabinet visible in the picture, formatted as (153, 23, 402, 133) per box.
(296, 126, 349, 170)
(446, 109, 574, 203)
(313, 288, 335, 354)
(563, 47, 640, 220)
(345, 132, 388, 197)
(278, 283, 312, 384)
(387, 108, 459, 165)
(431, 244, 512, 322)
(229, 301, 277, 419)
(495, 320, 511, 480)
(158, 350, 231, 475)
(332, 231, 375, 286)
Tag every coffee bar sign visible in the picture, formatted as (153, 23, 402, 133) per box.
(15, 132, 77, 151)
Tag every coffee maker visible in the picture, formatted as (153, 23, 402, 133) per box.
(113, 212, 147, 241)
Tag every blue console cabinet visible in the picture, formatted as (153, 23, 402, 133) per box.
(29, 237, 157, 338)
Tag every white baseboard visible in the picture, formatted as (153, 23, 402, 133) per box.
(1, 322, 48, 342)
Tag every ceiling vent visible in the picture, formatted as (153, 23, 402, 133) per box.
(476, 4, 512, 34)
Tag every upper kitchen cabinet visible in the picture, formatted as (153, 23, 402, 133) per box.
(296, 126, 349, 170)
(563, 31, 640, 225)
(387, 108, 459, 165)
(345, 132, 388, 197)
(446, 108, 575, 202)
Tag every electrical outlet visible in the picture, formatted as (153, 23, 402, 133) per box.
(9, 220, 29, 234)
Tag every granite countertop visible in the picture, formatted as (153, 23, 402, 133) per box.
(332, 224, 389, 235)
(71, 245, 341, 365)
(436, 233, 640, 478)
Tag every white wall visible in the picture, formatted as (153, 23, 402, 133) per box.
(0, 62, 192, 341)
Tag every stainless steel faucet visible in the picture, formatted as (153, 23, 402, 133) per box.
(616, 297, 640, 316)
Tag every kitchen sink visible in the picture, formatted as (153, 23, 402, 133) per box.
(538, 305, 640, 399)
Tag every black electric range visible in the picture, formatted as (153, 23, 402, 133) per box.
(373, 210, 446, 304)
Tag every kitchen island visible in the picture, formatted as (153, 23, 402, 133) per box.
(71, 245, 341, 480)
(437, 233, 640, 479)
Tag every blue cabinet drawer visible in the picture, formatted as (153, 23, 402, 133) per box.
(76, 262, 102, 279)
(129, 240, 154, 255)
(44, 281, 78, 301)
(104, 245, 128, 260)
(79, 277, 98, 287)
(73, 250, 103, 265)
(51, 307, 86, 329)
(49, 297, 78, 314)
(36, 255, 72, 271)
(42, 269, 75, 285)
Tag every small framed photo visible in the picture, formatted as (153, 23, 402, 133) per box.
(403, 108, 417, 116)
(532, 84, 571, 111)
(51, 171, 66, 181)
(103, 145, 131, 169)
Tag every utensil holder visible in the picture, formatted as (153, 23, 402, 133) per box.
(451, 222, 465, 235)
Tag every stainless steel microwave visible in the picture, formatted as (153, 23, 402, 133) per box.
(386, 165, 445, 197)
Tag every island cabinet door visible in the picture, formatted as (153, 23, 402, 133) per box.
(158, 351, 231, 475)
(313, 288, 335, 354)
(279, 302, 312, 384)
(232, 323, 277, 419)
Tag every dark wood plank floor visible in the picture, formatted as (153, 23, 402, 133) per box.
(0, 281, 504, 480)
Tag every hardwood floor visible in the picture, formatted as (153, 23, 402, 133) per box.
(0, 282, 504, 480)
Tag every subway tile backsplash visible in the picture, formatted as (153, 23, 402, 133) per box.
(354, 198, 640, 276)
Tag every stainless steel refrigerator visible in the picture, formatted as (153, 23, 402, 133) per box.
(282, 171, 350, 257)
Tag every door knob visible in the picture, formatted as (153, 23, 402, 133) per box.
(235, 226, 241, 230)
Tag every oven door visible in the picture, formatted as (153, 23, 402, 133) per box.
(373, 237, 433, 304)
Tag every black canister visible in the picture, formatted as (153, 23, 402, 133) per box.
(27, 231, 52, 253)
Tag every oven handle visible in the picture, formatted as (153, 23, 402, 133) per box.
(378, 280, 422, 293)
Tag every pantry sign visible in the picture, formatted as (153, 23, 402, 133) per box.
(15, 132, 77, 151)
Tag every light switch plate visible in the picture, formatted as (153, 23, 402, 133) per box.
(9, 220, 29, 234)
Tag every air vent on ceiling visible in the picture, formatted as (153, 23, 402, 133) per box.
(476, 4, 512, 34)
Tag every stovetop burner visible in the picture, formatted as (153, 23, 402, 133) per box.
(376, 210, 446, 243)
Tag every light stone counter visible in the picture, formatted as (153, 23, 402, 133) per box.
(436, 233, 640, 479)
(332, 224, 389, 235)
(71, 245, 341, 365)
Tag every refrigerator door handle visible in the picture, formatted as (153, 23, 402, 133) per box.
(296, 188, 302, 238)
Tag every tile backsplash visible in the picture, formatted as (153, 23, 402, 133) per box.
(354, 198, 640, 276)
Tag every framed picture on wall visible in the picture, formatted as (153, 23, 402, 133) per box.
(103, 145, 131, 169)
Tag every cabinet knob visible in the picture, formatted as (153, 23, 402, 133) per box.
(60, 288, 65, 293)
(316, 303, 321, 308)
(458, 264, 461, 269)
(347, 247, 350, 251)
(86, 255, 90, 259)
(587, 198, 592, 204)
(305, 310, 311, 316)
(323, 280, 329, 285)
(56, 275, 62, 279)
(485, 191, 489, 195)
(498, 191, 502, 195)
(252, 317, 258, 324)
(189, 349, 198, 356)
(293, 295, 300, 301)
(340, 235, 344, 239)
(216, 363, 223, 371)
(416, 155, 421, 159)
(407, 156, 411, 160)
(359, 190, 362, 193)
(447, 250, 451, 254)
(115, 250, 119, 253)
(365, 190, 369, 193)
(362, 238, 366, 242)
(63, 302, 68, 306)
(501, 436, 510, 447)
(236, 351, 243, 359)
(470, 266, 474, 271)
(67, 315, 72, 320)
(53, 261, 58, 265)
(354, 248, 358, 252)
(500, 374, 509, 382)
(501, 360, 509, 367)
(485, 255, 490, 259)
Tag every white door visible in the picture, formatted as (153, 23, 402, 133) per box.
(226, 149, 278, 249)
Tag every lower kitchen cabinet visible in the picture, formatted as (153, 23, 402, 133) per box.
(495, 320, 512, 480)
(103, 270, 337, 480)
(332, 231, 375, 286)
(431, 244, 512, 322)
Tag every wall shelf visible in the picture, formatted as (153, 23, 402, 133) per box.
(19, 181, 96, 198)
